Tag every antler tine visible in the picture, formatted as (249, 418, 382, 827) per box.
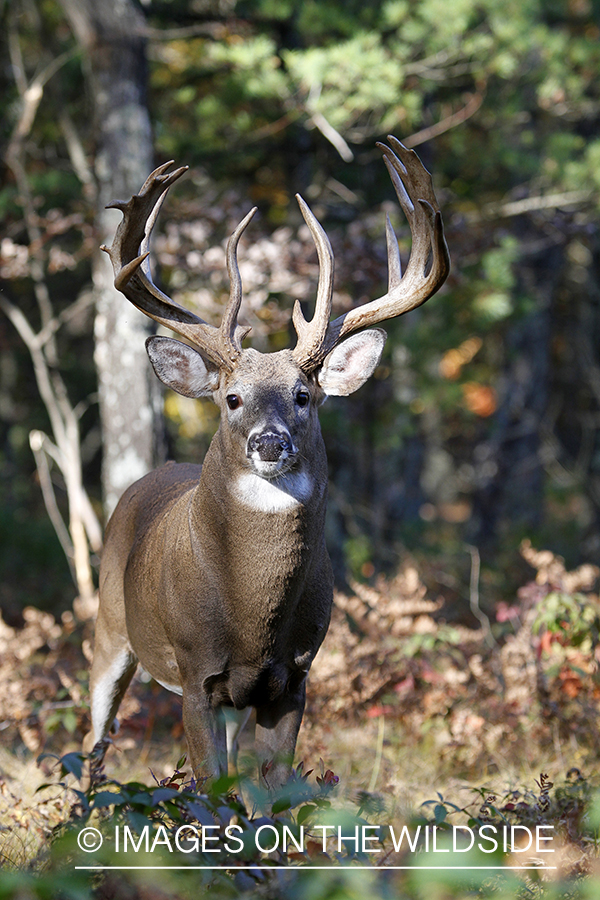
(379, 136, 443, 291)
(103, 162, 253, 372)
(222, 207, 257, 363)
(293, 138, 450, 373)
(291, 195, 335, 371)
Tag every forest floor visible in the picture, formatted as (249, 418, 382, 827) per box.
(1, 541, 600, 899)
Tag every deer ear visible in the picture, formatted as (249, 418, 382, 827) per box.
(145, 336, 220, 398)
(317, 329, 386, 396)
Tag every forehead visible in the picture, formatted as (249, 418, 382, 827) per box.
(224, 349, 307, 390)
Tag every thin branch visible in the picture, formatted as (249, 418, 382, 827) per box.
(309, 111, 354, 162)
(403, 47, 464, 78)
(489, 190, 595, 218)
(7, 48, 77, 154)
(464, 189, 597, 224)
(37, 291, 96, 349)
(245, 109, 302, 143)
(29, 430, 76, 583)
(0, 296, 68, 453)
(79, 492, 103, 554)
(466, 545, 496, 648)
(59, 109, 97, 200)
(306, 81, 354, 162)
(403, 89, 485, 149)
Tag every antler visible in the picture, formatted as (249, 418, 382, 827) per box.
(291, 136, 450, 373)
(103, 138, 448, 375)
(101, 161, 256, 372)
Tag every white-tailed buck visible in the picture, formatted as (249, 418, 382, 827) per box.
(86, 137, 449, 787)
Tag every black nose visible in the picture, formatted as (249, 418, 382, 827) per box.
(247, 430, 292, 462)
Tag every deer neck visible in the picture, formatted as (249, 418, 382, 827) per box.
(200, 426, 326, 519)
(190, 426, 328, 607)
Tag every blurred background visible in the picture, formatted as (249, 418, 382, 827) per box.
(1, 0, 599, 624)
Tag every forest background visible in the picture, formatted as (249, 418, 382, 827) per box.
(2, 0, 600, 615)
(2, 0, 600, 897)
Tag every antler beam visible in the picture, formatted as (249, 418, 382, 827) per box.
(101, 161, 256, 372)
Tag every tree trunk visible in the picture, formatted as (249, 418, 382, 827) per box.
(59, 0, 161, 517)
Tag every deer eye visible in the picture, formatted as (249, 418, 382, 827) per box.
(296, 390, 310, 408)
(226, 394, 242, 410)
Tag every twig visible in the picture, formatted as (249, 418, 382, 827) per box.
(29, 430, 76, 581)
(466, 544, 496, 648)
(306, 81, 354, 162)
(403, 47, 464, 78)
(403, 89, 485, 149)
(309, 111, 354, 162)
(59, 109, 97, 200)
(480, 190, 595, 220)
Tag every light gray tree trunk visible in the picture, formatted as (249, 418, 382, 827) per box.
(59, 0, 161, 516)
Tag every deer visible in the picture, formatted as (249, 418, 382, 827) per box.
(85, 136, 449, 789)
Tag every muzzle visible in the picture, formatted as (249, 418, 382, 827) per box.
(247, 429, 293, 463)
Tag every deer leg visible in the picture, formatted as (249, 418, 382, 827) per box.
(255, 681, 306, 789)
(224, 706, 252, 774)
(181, 683, 228, 781)
(84, 612, 138, 753)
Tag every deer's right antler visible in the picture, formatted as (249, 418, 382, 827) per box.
(102, 161, 256, 372)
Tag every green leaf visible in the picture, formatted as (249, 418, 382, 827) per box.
(433, 803, 447, 824)
(92, 791, 127, 809)
(297, 804, 317, 826)
(59, 752, 86, 781)
(149, 787, 182, 806)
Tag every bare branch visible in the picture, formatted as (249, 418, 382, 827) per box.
(403, 47, 465, 78)
(306, 81, 354, 162)
(0, 296, 67, 452)
(1, 29, 101, 601)
(7, 48, 77, 157)
(309, 111, 354, 162)
(483, 190, 595, 219)
(403, 89, 485, 149)
(29, 430, 76, 581)
(59, 109, 97, 201)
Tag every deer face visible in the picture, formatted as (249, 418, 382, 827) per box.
(145, 330, 386, 480)
(217, 349, 318, 478)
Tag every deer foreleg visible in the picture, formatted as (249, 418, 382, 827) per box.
(255, 681, 306, 789)
(181, 684, 228, 781)
(224, 706, 252, 774)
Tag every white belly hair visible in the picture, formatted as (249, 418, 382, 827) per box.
(233, 470, 314, 512)
(152, 675, 183, 696)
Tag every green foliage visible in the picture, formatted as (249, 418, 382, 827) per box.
(532, 590, 600, 653)
(4, 750, 600, 899)
(400, 624, 465, 658)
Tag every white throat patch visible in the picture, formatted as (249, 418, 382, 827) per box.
(234, 471, 314, 513)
